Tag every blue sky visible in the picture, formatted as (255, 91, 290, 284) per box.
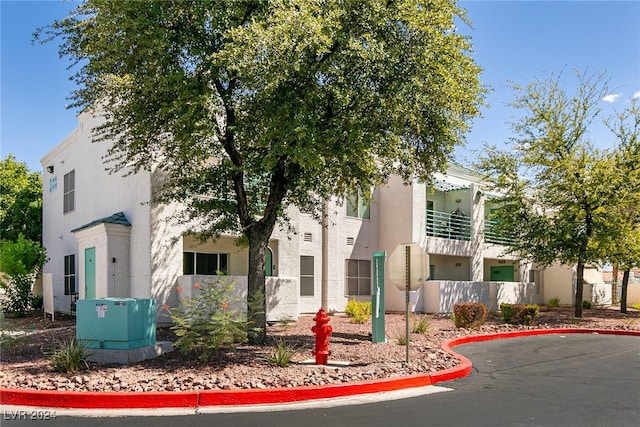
(2, 0, 639, 172)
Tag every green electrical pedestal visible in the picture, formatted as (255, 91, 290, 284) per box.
(76, 298, 156, 349)
(371, 251, 386, 343)
(74, 298, 172, 365)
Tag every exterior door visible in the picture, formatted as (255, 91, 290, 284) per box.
(490, 265, 514, 282)
(85, 247, 96, 299)
(265, 247, 273, 276)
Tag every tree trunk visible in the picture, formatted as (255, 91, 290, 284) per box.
(574, 260, 584, 318)
(246, 229, 269, 345)
(620, 268, 630, 314)
(612, 263, 619, 304)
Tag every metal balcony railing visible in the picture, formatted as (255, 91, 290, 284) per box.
(426, 209, 471, 241)
(484, 219, 515, 245)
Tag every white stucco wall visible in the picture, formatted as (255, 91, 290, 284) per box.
(41, 112, 152, 313)
(73, 222, 131, 299)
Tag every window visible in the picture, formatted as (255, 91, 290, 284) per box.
(300, 256, 314, 296)
(345, 259, 371, 296)
(64, 254, 76, 295)
(63, 170, 75, 213)
(183, 252, 228, 275)
(346, 193, 370, 219)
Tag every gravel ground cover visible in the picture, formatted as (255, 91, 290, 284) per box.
(1, 307, 638, 392)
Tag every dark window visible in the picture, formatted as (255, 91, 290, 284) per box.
(300, 255, 314, 296)
(196, 253, 217, 275)
(183, 252, 228, 275)
(63, 170, 75, 213)
(64, 254, 76, 295)
(183, 252, 195, 275)
(345, 259, 371, 296)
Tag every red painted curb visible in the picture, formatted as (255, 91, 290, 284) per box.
(198, 373, 433, 406)
(0, 389, 199, 409)
(1, 328, 637, 409)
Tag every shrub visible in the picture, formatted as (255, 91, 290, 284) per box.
(169, 277, 248, 361)
(345, 297, 372, 324)
(0, 274, 34, 316)
(452, 302, 487, 328)
(50, 339, 91, 373)
(582, 300, 592, 309)
(0, 329, 33, 356)
(411, 314, 430, 333)
(547, 297, 560, 308)
(500, 303, 540, 325)
(0, 236, 47, 316)
(396, 335, 407, 345)
(262, 338, 298, 367)
(31, 294, 43, 310)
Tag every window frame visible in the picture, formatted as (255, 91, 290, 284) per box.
(64, 254, 76, 295)
(182, 251, 229, 275)
(63, 170, 75, 214)
(346, 193, 370, 219)
(300, 255, 315, 297)
(345, 258, 372, 296)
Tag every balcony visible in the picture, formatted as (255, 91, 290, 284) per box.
(484, 219, 515, 246)
(426, 209, 471, 241)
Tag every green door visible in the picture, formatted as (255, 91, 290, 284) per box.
(490, 265, 514, 282)
(85, 247, 96, 299)
(265, 247, 273, 277)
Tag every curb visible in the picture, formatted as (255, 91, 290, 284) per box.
(1, 328, 638, 409)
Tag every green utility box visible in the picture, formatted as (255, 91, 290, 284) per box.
(76, 298, 156, 350)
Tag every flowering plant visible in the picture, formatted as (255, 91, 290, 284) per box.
(169, 277, 247, 361)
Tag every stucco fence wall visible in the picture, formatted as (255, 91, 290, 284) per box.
(174, 275, 300, 323)
(421, 280, 541, 313)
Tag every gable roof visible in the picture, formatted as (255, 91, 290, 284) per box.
(71, 212, 131, 233)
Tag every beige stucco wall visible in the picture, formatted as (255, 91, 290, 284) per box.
(541, 263, 575, 305)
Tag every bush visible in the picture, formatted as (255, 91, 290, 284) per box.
(412, 314, 430, 333)
(262, 338, 298, 367)
(452, 302, 487, 328)
(547, 297, 560, 308)
(345, 297, 372, 324)
(0, 236, 47, 316)
(582, 300, 592, 309)
(31, 294, 43, 310)
(0, 274, 33, 316)
(0, 329, 33, 356)
(50, 339, 91, 373)
(500, 303, 540, 325)
(169, 277, 248, 361)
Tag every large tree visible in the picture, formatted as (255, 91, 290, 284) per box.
(601, 98, 640, 313)
(0, 155, 42, 243)
(476, 70, 616, 318)
(40, 0, 485, 342)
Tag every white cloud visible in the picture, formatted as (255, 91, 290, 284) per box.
(633, 91, 640, 99)
(602, 93, 622, 103)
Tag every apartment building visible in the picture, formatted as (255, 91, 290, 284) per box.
(41, 112, 608, 320)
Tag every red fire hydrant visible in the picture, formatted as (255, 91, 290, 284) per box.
(311, 308, 333, 365)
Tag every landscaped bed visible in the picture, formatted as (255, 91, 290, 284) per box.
(1, 307, 638, 393)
